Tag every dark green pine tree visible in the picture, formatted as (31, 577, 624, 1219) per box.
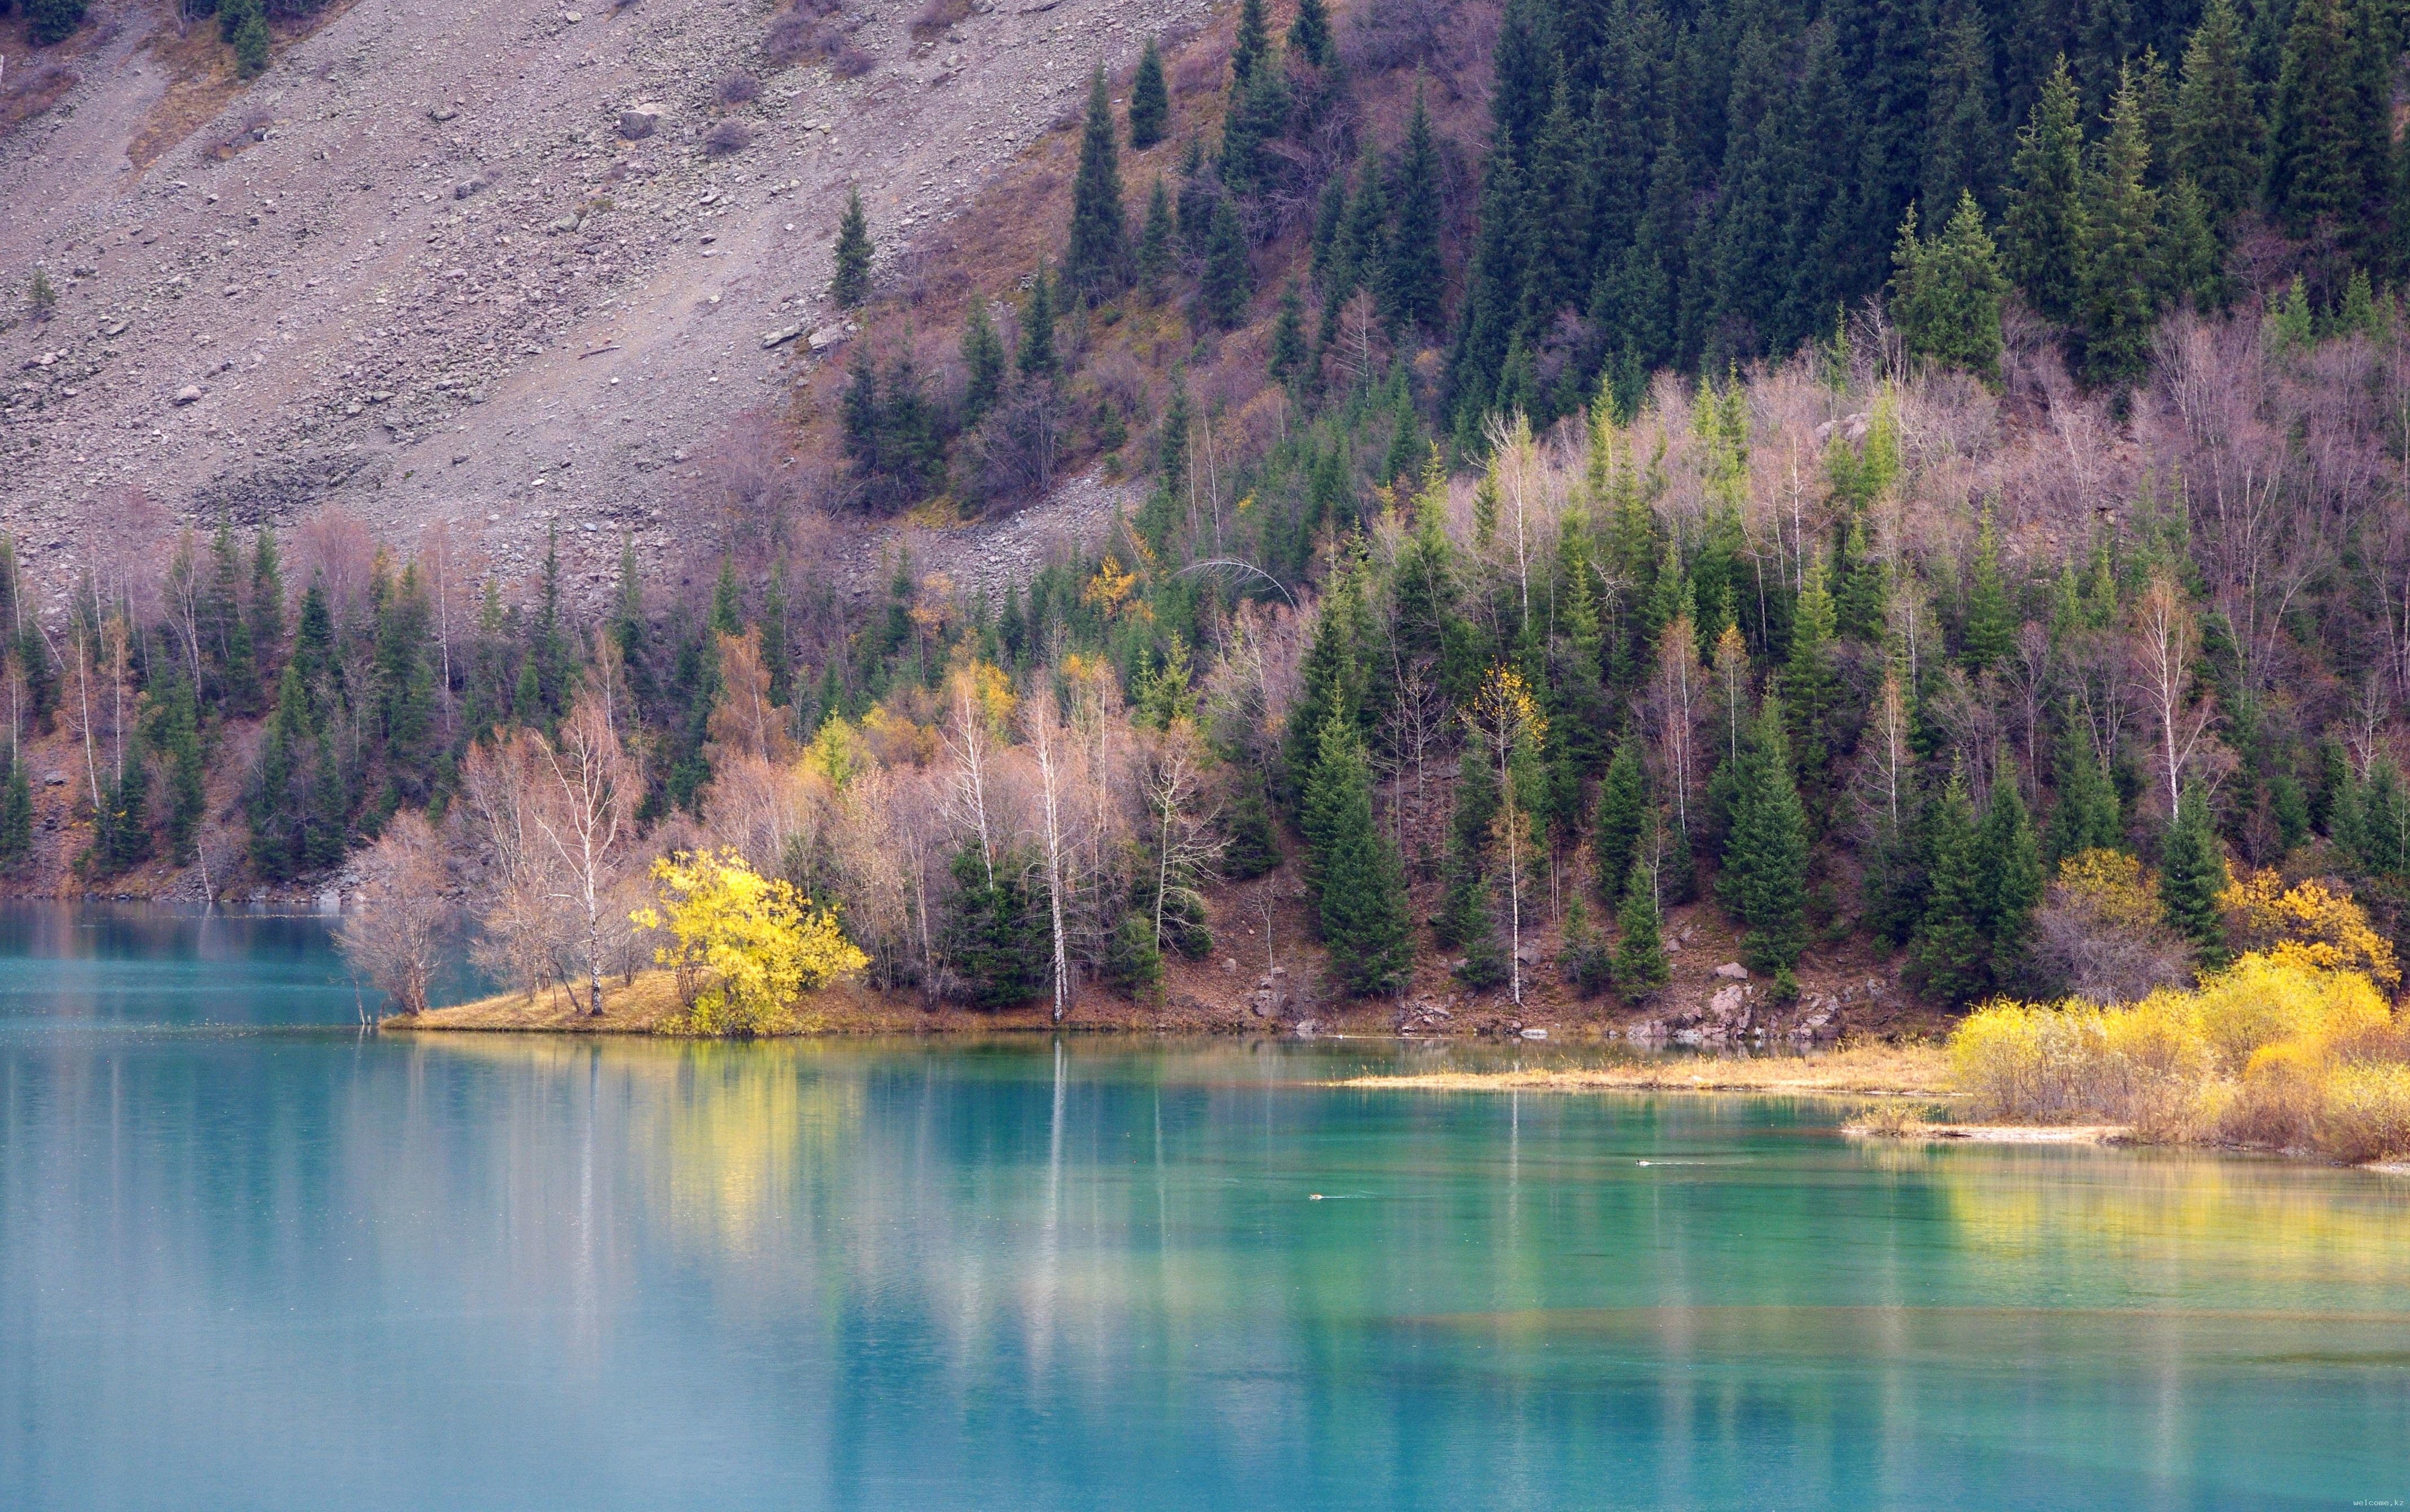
(1592, 744, 1648, 907)
(1287, 0, 1332, 68)
(1719, 696, 1811, 973)
(2075, 70, 2163, 388)
(1301, 717, 1415, 995)
(2044, 719, 2123, 863)
(961, 298, 1006, 424)
(1785, 550, 1840, 810)
(1613, 850, 1670, 996)
(1383, 87, 1444, 332)
(1913, 766, 1990, 1005)
(2003, 58, 2087, 327)
(1137, 178, 1176, 294)
(1230, 0, 1269, 88)
(947, 843, 1049, 1008)
(1268, 280, 1307, 380)
(1962, 507, 2013, 674)
(2266, 0, 2383, 238)
(0, 751, 30, 871)
(1836, 518, 1890, 641)
(1331, 138, 1388, 309)
(1065, 67, 1128, 300)
(1924, 0, 2004, 218)
(249, 527, 284, 678)
(1220, 53, 1292, 201)
(1893, 192, 2007, 380)
(2158, 784, 2230, 966)
(1976, 762, 2045, 991)
(1198, 197, 1252, 329)
(229, 0, 269, 79)
(830, 184, 873, 309)
(157, 678, 206, 864)
(2174, 0, 2263, 227)
(28, 0, 90, 47)
(1017, 263, 1058, 377)
(1128, 36, 1169, 150)
(840, 348, 885, 486)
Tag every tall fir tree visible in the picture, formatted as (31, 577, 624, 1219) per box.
(1593, 743, 1648, 907)
(2044, 722, 2123, 863)
(1065, 67, 1128, 300)
(1893, 193, 2007, 380)
(1199, 197, 1252, 328)
(1719, 696, 1811, 973)
(2158, 783, 2230, 966)
(2003, 58, 2087, 327)
(1975, 762, 2045, 990)
(1914, 766, 1990, 1005)
(2075, 69, 2163, 387)
(830, 184, 873, 309)
(1128, 36, 1169, 150)
(1287, 0, 1332, 68)
(1383, 87, 1444, 332)
(2174, 0, 2263, 227)
(1230, 0, 1269, 88)
(1613, 850, 1671, 996)
(1302, 716, 1415, 995)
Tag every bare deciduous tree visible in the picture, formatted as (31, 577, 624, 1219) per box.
(337, 811, 452, 1018)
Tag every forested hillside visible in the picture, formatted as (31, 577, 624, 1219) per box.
(6, 0, 2410, 1033)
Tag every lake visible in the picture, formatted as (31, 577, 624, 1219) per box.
(1, 904, 2405, 1509)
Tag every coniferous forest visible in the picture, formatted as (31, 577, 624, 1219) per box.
(10, 0, 2410, 1032)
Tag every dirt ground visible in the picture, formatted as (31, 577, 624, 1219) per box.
(2, 0, 1208, 603)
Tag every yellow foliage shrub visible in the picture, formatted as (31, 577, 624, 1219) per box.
(2220, 870, 2400, 987)
(1947, 951, 2410, 1162)
(631, 849, 869, 1038)
(2314, 1064, 2410, 1164)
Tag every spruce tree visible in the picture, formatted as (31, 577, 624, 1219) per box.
(1914, 767, 1989, 1005)
(2075, 71, 2162, 388)
(1962, 507, 2013, 673)
(2266, 0, 2379, 236)
(1976, 762, 2044, 990)
(1303, 717, 1414, 995)
(1592, 744, 1647, 907)
(1784, 550, 1840, 807)
(2003, 58, 2087, 326)
(1220, 55, 1292, 201)
(2044, 722, 2123, 863)
(1230, 0, 1269, 87)
(1268, 280, 1307, 380)
(1893, 193, 2007, 380)
(28, 0, 88, 46)
(1719, 697, 1811, 973)
(961, 300, 1005, 423)
(1383, 88, 1444, 332)
(2158, 784, 2230, 966)
(947, 844, 1048, 1008)
(1613, 852, 1670, 996)
(1065, 67, 1128, 300)
(1288, 0, 1332, 67)
(1924, 0, 2003, 217)
(1137, 178, 1176, 293)
(2174, 0, 2263, 227)
(1199, 197, 1252, 328)
(1017, 263, 1057, 377)
(1836, 518, 1890, 641)
(230, 0, 269, 78)
(249, 528, 284, 675)
(1128, 37, 1169, 150)
(830, 185, 873, 309)
(0, 754, 29, 871)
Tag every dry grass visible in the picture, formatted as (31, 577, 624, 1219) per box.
(910, 0, 973, 42)
(1334, 1040, 1953, 1096)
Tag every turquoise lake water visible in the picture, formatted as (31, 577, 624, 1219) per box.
(1, 904, 2406, 1509)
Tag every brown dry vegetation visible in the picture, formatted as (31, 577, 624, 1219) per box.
(1334, 1040, 1954, 1095)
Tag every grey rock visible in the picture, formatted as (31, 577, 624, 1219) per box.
(1713, 961, 1748, 980)
(762, 324, 803, 349)
(617, 108, 659, 140)
(173, 385, 203, 405)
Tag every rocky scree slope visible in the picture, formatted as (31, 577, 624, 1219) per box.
(0, 0, 1203, 600)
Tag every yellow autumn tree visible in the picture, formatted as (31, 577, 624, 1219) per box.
(2219, 870, 2400, 987)
(632, 849, 868, 1036)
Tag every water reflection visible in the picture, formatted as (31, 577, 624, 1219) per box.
(5, 1027, 2409, 1508)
